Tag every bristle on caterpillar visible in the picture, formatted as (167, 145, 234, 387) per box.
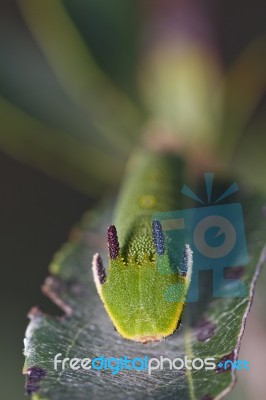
(152, 220, 165, 255)
(92, 253, 106, 288)
(107, 225, 120, 259)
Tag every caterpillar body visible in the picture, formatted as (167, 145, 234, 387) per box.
(92, 149, 193, 343)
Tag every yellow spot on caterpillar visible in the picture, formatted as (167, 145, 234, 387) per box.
(139, 195, 157, 209)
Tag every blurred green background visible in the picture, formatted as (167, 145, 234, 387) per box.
(0, 1, 265, 399)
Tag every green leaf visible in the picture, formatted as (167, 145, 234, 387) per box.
(23, 188, 266, 400)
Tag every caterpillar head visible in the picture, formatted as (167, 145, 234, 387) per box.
(92, 221, 192, 343)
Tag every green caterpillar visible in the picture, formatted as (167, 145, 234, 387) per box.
(92, 149, 192, 343)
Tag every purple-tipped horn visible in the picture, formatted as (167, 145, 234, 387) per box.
(93, 253, 106, 284)
(152, 220, 165, 255)
(107, 225, 120, 259)
(180, 244, 193, 276)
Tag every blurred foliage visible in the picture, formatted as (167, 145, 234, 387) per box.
(0, 0, 265, 197)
